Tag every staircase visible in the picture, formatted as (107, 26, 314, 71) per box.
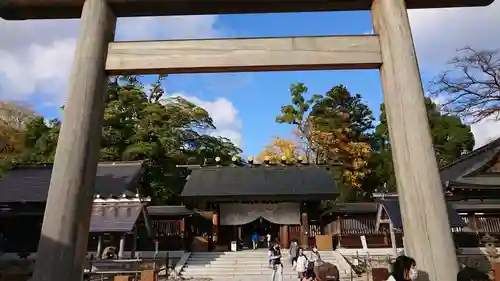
(180, 249, 349, 280)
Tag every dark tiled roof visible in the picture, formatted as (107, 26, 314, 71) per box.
(449, 175, 500, 189)
(451, 200, 500, 212)
(147, 205, 195, 216)
(0, 162, 143, 203)
(321, 203, 378, 217)
(180, 166, 338, 200)
(380, 199, 466, 229)
(90, 203, 143, 233)
(440, 137, 500, 184)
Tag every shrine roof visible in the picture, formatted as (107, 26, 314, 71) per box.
(440, 136, 500, 190)
(320, 202, 378, 216)
(0, 161, 143, 203)
(0, 0, 495, 20)
(320, 199, 467, 228)
(380, 199, 466, 229)
(90, 203, 144, 232)
(180, 165, 339, 201)
(147, 205, 195, 216)
(451, 200, 500, 212)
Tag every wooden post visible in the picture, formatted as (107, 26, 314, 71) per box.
(301, 213, 309, 249)
(371, 0, 458, 280)
(389, 221, 398, 258)
(118, 235, 125, 259)
(96, 235, 102, 259)
(131, 228, 137, 259)
(31, 0, 116, 280)
(282, 225, 289, 249)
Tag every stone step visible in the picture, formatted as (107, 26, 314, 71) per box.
(186, 260, 338, 265)
(183, 267, 347, 274)
(180, 250, 342, 279)
(203, 277, 354, 281)
(183, 274, 296, 281)
(188, 253, 337, 258)
(181, 270, 297, 275)
(188, 251, 333, 256)
(183, 266, 298, 273)
(182, 270, 298, 276)
(184, 263, 296, 267)
(182, 273, 351, 280)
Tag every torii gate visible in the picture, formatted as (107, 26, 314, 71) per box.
(0, 0, 495, 280)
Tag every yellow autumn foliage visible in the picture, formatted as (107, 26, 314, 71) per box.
(311, 127, 371, 189)
(256, 136, 304, 163)
(0, 123, 24, 160)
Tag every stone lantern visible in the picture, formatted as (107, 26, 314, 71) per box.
(482, 233, 499, 262)
(481, 233, 499, 279)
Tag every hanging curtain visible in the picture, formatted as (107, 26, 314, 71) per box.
(219, 203, 301, 225)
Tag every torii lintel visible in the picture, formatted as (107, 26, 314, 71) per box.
(0, 0, 495, 20)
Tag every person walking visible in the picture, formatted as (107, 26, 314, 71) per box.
(266, 232, 272, 248)
(309, 245, 325, 281)
(252, 232, 260, 251)
(289, 239, 299, 265)
(292, 247, 313, 281)
(270, 242, 283, 281)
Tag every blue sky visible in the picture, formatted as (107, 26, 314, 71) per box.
(1, 3, 499, 157)
(164, 12, 382, 157)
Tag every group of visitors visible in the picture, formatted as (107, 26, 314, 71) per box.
(251, 231, 272, 251)
(269, 244, 491, 281)
(388, 255, 490, 281)
(267, 239, 339, 281)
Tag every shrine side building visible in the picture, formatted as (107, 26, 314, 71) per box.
(321, 137, 500, 249)
(0, 161, 152, 258)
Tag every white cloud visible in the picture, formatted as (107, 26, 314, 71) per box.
(470, 116, 500, 149)
(0, 15, 223, 104)
(170, 93, 243, 148)
(409, 2, 500, 70)
(408, 1, 500, 148)
(0, 38, 76, 101)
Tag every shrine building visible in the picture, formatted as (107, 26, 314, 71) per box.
(179, 159, 339, 251)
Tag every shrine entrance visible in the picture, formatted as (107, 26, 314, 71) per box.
(234, 217, 279, 250)
(218, 203, 300, 250)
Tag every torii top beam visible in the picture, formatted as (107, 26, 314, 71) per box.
(0, 0, 495, 20)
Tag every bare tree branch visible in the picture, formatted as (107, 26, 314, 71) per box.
(429, 47, 500, 123)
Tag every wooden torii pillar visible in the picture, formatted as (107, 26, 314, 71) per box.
(0, 0, 495, 281)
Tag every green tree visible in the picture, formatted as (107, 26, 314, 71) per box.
(276, 83, 374, 201)
(0, 101, 37, 173)
(20, 117, 60, 163)
(275, 83, 322, 160)
(19, 75, 242, 203)
(367, 97, 475, 192)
